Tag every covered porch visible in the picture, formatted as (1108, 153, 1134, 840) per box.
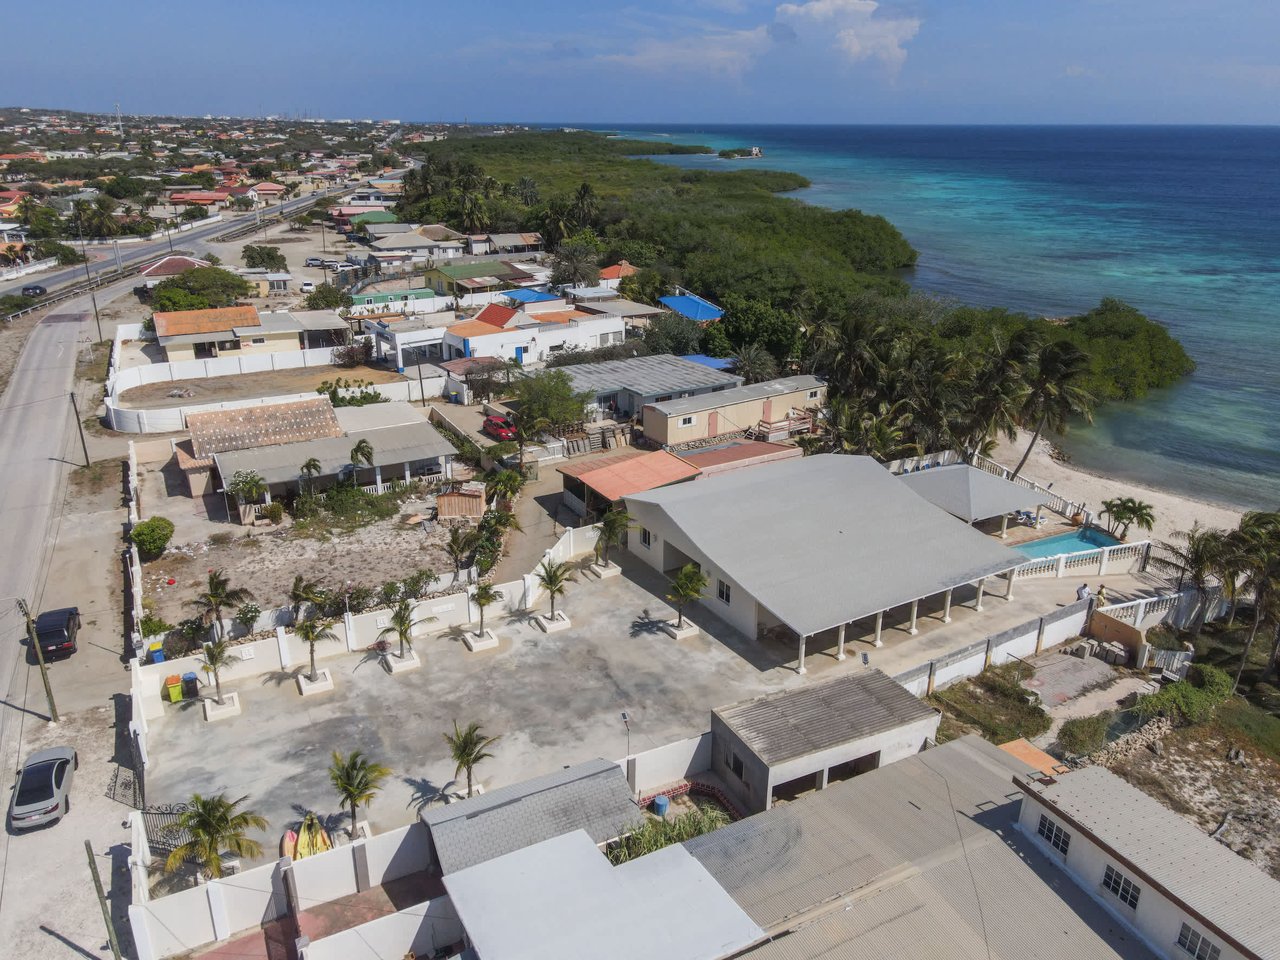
(898, 462, 1051, 540)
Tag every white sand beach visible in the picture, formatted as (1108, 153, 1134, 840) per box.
(991, 429, 1244, 544)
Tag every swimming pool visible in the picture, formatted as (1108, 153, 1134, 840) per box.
(1015, 528, 1122, 560)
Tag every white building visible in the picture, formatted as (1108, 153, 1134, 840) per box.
(442, 302, 625, 366)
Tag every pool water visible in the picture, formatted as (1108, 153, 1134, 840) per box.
(1015, 528, 1122, 560)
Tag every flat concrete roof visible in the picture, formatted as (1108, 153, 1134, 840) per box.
(624, 455, 1029, 637)
(898, 463, 1048, 523)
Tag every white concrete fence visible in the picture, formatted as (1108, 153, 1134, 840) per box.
(1096, 584, 1225, 632)
(1013, 541, 1152, 581)
(0, 256, 58, 281)
(76, 213, 222, 246)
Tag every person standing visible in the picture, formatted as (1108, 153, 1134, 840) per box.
(1096, 584, 1109, 605)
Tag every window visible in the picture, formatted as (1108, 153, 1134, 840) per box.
(808, 390, 819, 399)
(1102, 865, 1140, 909)
(639, 528, 652, 549)
(251, 337, 266, 345)
(1176, 924, 1221, 960)
(717, 579, 731, 604)
(679, 415, 696, 428)
(1036, 814, 1070, 855)
(655, 394, 673, 403)
(725, 748, 745, 780)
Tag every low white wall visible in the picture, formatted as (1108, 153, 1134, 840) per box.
(365, 823, 433, 885)
(627, 732, 712, 796)
(217, 859, 290, 935)
(292, 844, 360, 909)
(0, 256, 58, 281)
(130, 884, 217, 960)
(300, 897, 463, 960)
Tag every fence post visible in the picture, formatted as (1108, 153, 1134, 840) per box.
(1034, 618, 1047, 655)
(1055, 554, 1067, 578)
(1099, 547, 1110, 577)
(926, 661, 937, 696)
(344, 611, 358, 652)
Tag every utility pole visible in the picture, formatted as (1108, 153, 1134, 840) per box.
(85, 840, 123, 960)
(76, 215, 104, 341)
(69, 392, 91, 466)
(15, 599, 59, 723)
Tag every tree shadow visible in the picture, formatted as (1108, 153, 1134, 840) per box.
(402, 775, 452, 814)
(260, 668, 304, 688)
(630, 609, 668, 639)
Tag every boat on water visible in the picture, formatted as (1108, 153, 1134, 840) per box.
(281, 813, 333, 860)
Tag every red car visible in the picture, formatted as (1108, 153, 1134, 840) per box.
(482, 415, 516, 441)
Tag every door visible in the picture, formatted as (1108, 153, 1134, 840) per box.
(515, 346, 525, 364)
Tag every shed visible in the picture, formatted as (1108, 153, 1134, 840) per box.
(436, 480, 487, 519)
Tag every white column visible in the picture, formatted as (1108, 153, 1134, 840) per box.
(1099, 547, 1110, 576)
(874, 611, 884, 647)
(796, 634, 807, 675)
(836, 623, 846, 661)
(1000, 514, 1009, 539)
(1055, 554, 1067, 577)
(908, 599, 919, 635)
(942, 588, 953, 623)
(975, 578, 986, 612)
(374, 465, 382, 491)
(263, 489, 272, 504)
(404, 462, 411, 484)
(1005, 570, 1015, 600)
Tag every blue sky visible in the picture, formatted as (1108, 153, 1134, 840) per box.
(7, 0, 1279, 123)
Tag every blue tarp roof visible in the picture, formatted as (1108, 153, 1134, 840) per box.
(680, 354, 734, 371)
(503, 289, 559, 304)
(659, 294, 723, 322)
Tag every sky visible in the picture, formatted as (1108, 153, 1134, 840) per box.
(7, 0, 1279, 124)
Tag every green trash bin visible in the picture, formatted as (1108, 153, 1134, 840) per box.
(165, 675, 183, 704)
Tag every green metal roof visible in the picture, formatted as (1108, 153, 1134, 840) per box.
(350, 210, 397, 224)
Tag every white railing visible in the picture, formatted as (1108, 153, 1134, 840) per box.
(1014, 541, 1152, 580)
(0, 256, 58, 281)
(969, 451, 1088, 521)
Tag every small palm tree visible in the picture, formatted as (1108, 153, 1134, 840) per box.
(1160, 523, 1222, 636)
(328, 750, 391, 839)
(300, 456, 322, 492)
(294, 615, 338, 683)
(445, 526, 479, 574)
(349, 438, 374, 487)
(378, 598, 428, 660)
(1119, 498, 1155, 540)
(198, 637, 236, 705)
(535, 559, 575, 620)
(164, 793, 268, 881)
(729, 343, 779, 385)
(595, 508, 633, 568)
(471, 583, 503, 635)
(666, 563, 709, 629)
(288, 574, 324, 624)
(443, 720, 501, 798)
(187, 570, 254, 642)
(485, 468, 525, 505)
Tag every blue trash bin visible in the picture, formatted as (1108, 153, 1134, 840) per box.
(652, 795, 670, 817)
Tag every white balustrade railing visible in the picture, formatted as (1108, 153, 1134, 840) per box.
(1013, 541, 1153, 580)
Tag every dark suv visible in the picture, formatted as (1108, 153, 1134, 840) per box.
(21, 284, 47, 297)
(33, 608, 80, 661)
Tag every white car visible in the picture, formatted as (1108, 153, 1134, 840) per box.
(299, 281, 316, 294)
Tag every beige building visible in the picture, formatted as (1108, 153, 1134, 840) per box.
(152, 306, 347, 362)
(641, 375, 826, 448)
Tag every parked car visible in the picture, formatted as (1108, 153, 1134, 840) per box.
(304, 257, 324, 268)
(323, 260, 343, 270)
(8, 746, 77, 830)
(482, 415, 517, 441)
(299, 281, 316, 294)
(21, 284, 47, 297)
(32, 607, 80, 662)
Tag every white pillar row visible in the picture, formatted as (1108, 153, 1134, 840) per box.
(975, 578, 986, 612)
(942, 588, 953, 623)
(797, 634, 807, 675)
(908, 599, 919, 635)
(836, 623, 846, 661)
(874, 611, 884, 647)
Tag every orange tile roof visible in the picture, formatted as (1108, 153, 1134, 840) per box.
(600, 260, 638, 281)
(523, 309, 591, 325)
(557, 450, 646, 479)
(999, 739, 1065, 777)
(474, 303, 518, 327)
(446, 319, 506, 339)
(569, 450, 700, 502)
(153, 305, 260, 338)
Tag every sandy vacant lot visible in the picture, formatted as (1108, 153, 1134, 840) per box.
(117, 362, 407, 408)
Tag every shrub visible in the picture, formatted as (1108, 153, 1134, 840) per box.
(234, 602, 262, 630)
(1135, 663, 1233, 725)
(262, 502, 285, 525)
(130, 516, 175, 557)
(139, 614, 173, 638)
(1057, 711, 1113, 756)
(331, 339, 374, 368)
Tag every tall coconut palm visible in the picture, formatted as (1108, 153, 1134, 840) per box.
(535, 559, 575, 619)
(443, 720, 500, 798)
(287, 574, 324, 624)
(516, 176, 539, 206)
(445, 526, 480, 574)
(1117, 499, 1155, 540)
(295, 615, 338, 683)
(349, 438, 374, 487)
(164, 793, 267, 881)
(549, 240, 600, 288)
(1231, 512, 1280, 692)
(729, 343, 778, 385)
(1010, 341, 1094, 480)
(510, 411, 550, 469)
(595, 508, 633, 567)
(187, 570, 254, 642)
(569, 182, 599, 227)
(378, 598, 427, 660)
(1160, 523, 1223, 637)
(471, 583, 503, 635)
(666, 563, 709, 629)
(539, 196, 574, 248)
(328, 750, 391, 839)
(457, 191, 490, 233)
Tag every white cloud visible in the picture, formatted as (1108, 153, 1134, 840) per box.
(774, 0, 921, 70)
(596, 26, 772, 78)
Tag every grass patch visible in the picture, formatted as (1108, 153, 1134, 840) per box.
(68, 459, 119, 496)
(291, 484, 411, 537)
(1186, 619, 1276, 707)
(1057, 711, 1113, 756)
(929, 662, 1052, 744)
(605, 798, 729, 865)
(76, 340, 111, 383)
(1217, 700, 1280, 763)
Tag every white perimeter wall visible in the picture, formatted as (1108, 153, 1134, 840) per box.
(300, 897, 463, 960)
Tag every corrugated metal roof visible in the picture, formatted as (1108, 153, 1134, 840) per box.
(573, 449, 701, 502)
(560, 354, 743, 399)
(421, 758, 644, 876)
(898, 463, 1048, 523)
(690, 737, 1157, 960)
(187, 397, 342, 458)
(624, 455, 1029, 638)
(675, 440, 800, 473)
(1021, 766, 1280, 957)
(646, 376, 824, 419)
(714, 670, 938, 766)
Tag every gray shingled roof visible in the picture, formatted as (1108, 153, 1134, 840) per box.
(714, 669, 938, 766)
(559, 354, 743, 399)
(898, 463, 1048, 523)
(624, 455, 1029, 637)
(689, 737, 1158, 960)
(420, 758, 643, 875)
(1021, 766, 1280, 959)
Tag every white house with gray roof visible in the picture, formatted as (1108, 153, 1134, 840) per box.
(560, 354, 743, 419)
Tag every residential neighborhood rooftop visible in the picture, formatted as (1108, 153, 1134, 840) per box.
(647, 375, 825, 418)
(151, 304, 259, 339)
(186, 397, 343, 458)
(898, 463, 1049, 524)
(560, 354, 743, 399)
(558, 449, 701, 502)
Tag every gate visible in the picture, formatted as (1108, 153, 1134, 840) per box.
(140, 802, 193, 857)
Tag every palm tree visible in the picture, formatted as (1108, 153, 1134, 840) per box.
(227, 469, 267, 507)
(516, 176, 539, 206)
(164, 793, 267, 881)
(596, 508, 633, 568)
(349, 438, 374, 487)
(485, 468, 525, 505)
(1117, 499, 1155, 540)
(549, 241, 600, 288)
(294, 615, 338, 683)
(187, 570, 254, 642)
(570, 182, 599, 227)
(378, 598, 427, 660)
(471, 583, 503, 635)
(1010, 341, 1094, 480)
(1232, 512, 1280, 692)
(535, 559, 575, 620)
(1160, 524, 1223, 637)
(729, 343, 778, 385)
(287, 574, 324, 624)
(445, 526, 480, 574)
(457, 191, 490, 233)
(666, 563, 709, 629)
(539, 196, 574, 248)
(328, 750, 390, 839)
(510, 411, 550, 469)
(198, 637, 235, 705)
(443, 720, 500, 798)
(299, 456, 322, 492)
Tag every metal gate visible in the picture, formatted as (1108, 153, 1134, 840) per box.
(140, 802, 193, 857)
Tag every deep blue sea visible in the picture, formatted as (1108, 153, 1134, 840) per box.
(596, 124, 1280, 511)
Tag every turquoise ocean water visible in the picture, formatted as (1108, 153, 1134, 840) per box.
(599, 125, 1280, 511)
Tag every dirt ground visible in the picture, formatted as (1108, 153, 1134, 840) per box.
(117, 362, 407, 408)
(1111, 722, 1280, 879)
(0, 308, 46, 397)
(144, 502, 472, 624)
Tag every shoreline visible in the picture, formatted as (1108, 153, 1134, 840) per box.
(991, 429, 1243, 543)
